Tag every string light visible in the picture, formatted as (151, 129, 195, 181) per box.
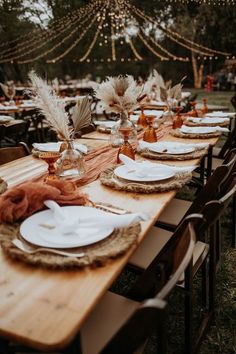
(0, 0, 233, 65)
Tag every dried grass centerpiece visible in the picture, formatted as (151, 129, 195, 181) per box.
(29, 71, 88, 178)
(148, 70, 186, 125)
(94, 75, 150, 161)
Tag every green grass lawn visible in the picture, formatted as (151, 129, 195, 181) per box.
(189, 89, 235, 112)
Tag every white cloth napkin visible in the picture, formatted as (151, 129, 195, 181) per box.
(180, 125, 229, 134)
(187, 117, 229, 124)
(44, 200, 148, 235)
(139, 140, 209, 152)
(119, 154, 196, 176)
(206, 111, 235, 118)
(33, 142, 88, 154)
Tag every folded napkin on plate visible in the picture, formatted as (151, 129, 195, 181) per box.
(44, 200, 148, 235)
(33, 142, 88, 154)
(119, 154, 196, 176)
(206, 112, 235, 118)
(139, 140, 209, 152)
(187, 117, 229, 124)
(180, 125, 229, 134)
(0, 180, 88, 223)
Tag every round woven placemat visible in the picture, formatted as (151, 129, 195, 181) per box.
(184, 121, 228, 127)
(137, 147, 207, 161)
(0, 222, 140, 269)
(100, 166, 192, 193)
(0, 178, 7, 194)
(170, 129, 221, 139)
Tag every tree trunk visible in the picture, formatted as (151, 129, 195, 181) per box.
(191, 52, 204, 89)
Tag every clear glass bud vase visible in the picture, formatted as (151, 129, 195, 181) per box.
(56, 140, 86, 178)
(110, 111, 137, 148)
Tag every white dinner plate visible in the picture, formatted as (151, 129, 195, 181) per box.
(147, 142, 195, 155)
(20, 206, 114, 248)
(114, 164, 175, 182)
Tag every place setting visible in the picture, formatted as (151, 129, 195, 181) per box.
(171, 124, 229, 139)
(100, 154, 195, 193)
(0, 115, 14, 124)
(184, 116, 230, 127)
(0, 180, 147, 269)
(137, 140, 209, 160)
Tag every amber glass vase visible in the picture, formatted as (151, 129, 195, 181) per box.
(143, 115, 157, 142)
(137, 106, 148, 128)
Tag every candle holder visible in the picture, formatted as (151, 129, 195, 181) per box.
(188, 101, 198, 117)
(201, 98, 208, 115)
(39, 152, 61, 182)
(173, 107, 183, 129)
(143, 115, 157, 143)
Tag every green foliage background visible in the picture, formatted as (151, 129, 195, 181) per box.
(0, 0, 235, 84)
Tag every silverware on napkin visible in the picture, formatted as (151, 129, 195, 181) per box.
(12, 239, 85, 258)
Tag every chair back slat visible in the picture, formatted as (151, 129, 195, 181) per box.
(0, 142, 30, 165)
(185, 150, 236, 219)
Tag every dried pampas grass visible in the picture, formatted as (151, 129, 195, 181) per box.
(94, 75, 150, 114)
(149, 69, 186, 103)
(29, 71, 72, 140)
(71, 96, 91, 137)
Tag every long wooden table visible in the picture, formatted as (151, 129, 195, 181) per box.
(0, 133, 219, 351)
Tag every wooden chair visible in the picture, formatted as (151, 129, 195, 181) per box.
(156, 150, 235, 226)
(0, 142, 30, 165)
(3, 120, 30, 146)
(127, 179, 236, 354)
(2, 216, 199, 354)
(211, 125, 236, 171)
(79, 215, 198, 354)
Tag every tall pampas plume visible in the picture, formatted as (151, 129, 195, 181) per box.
(29, 71, 72, 140)
(71, 96, 91, 137)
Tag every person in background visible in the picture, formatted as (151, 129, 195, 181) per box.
(234, 72, 236, 92)
(227, 71, 233, 91)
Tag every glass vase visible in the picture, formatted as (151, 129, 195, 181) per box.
(56, 140, 86, 178)
(110, 112, 137, 148)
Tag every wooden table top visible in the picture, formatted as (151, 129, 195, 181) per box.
(0, 133, 219, 351)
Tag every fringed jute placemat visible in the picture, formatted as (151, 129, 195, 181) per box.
(0, 221, 141, 269)
(137, 147, 208, 161)
(184, 121, 229, 127)
(0, 178, 7, 194)
(100, 166, 192, 193)
(170, 129, 221, 139)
